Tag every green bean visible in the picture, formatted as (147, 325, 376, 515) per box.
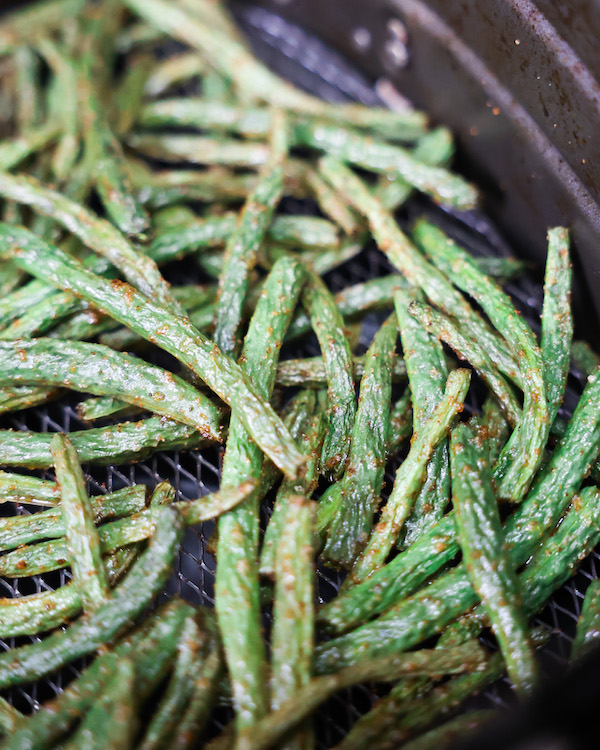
(138, 617, 206, 750)
(261, 399, 325, 577)
(480, 395, 511, 462)
(0, 225, 306, 475)
(314, 371, 600, 672)
(271, 496, 316, 750)
(572, 340, 600, 378)
(0, 171, 180, 312)
(387, 387, 413, 455)
(0, 469, 60, 506)
(299, 236, 364, 276)
(144, 52, 207, 96)
(115, 19, 168, 52)
(234, 643, 487, 750)
(318, 514, 458, 635)
(0, 260, 24, 298)
(135, 167, 255, 209)
(14, 46, 43, 131)
(0, 338, 221, 440)
(571, 580, 600, 660)
(77, 36, 149, 237)
(318, 158, 518, 385)
(51, 435, 110, 609)
(349, 368, 471, 585)
(409, 300, 521, 425)
(77, 396, 142, 421)
(322, 313, 397, 568)
(0, 416, 211, 469)
(166, 639, 223, 749)
(0, 697, 22, 735)
(4, 599, 191, 750)
(63, 657, 137, 750)
(37, 38, 80, 180)
(413, 219, 549, 502)
(139, 96, 428, 143)
(395, 289, 450, 548)
(0, 0, 85, 52)
(302, 269, 356, 479)
(0, 484, 146, 550)
(214, 111, 288, 354)
(275, 353, 406, 389)
(450, 422, 537, 693)
(396, 711, 494, 750)
(0, 481, 254, 578)
(0, 290, 89, 339)
(216, 258, 305, 729)
(541, 227, 572, 423)
(373, 127, 454, 211)
(519, 486, 600, 617)
(334, 654, 503, 750)
(0, 505, 183, 689)
(98, 302, 214, 351)
(114, 54, 154, 137)
(303, 166, 360, 236)
(0, 508, 156, 640)
(472, 255, 528, 282)
(127, 0, 430, 139)
(129, 132, 271, 167)
(293, 121, 477, 209)
(0, 121, 59, 171)
(268, 215, 340, 250)
(0, 278, 60, 330)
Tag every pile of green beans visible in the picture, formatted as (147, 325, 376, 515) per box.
(0, 1, 598, 748)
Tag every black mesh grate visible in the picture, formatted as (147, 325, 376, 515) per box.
(0, 2, 596, 743)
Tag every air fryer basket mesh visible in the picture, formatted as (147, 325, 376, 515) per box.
(0, 3, 598, 744)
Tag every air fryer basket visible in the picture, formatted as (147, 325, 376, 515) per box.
(2, 1, 600, 747)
